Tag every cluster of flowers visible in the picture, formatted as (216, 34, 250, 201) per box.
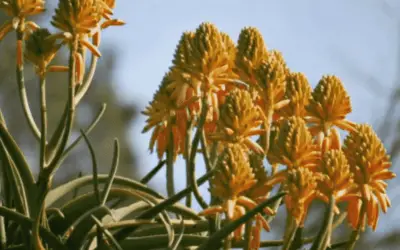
(0, 0, 124, 75)
(142, 23, 396, 249)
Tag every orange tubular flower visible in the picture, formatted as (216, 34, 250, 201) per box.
(343, 124, 396, 231)
(235, 27, 269, 85)
(168, 22, 237, 122)
(267, 116, 320, 169)
(317, 149, 358, 210)
(276, 72, 312, 119)
(199, 146, 274, 242)
(208, 89, 265, 155)
(142, 73, 190, 161)
(306, 75, 356, 136)
(284, 167, 323, 226)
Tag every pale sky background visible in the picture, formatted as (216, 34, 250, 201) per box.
(97, 0, 400, 242)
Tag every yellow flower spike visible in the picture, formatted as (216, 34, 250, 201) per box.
(169, 23, 237, 121)
(0, 0, 45, 18)
(284, 167, 323, 226)
(142, 72, 188, 160)
(318, 150, 357, 205)
(254, 50, 287, 108)
(268, 116, 320, 169)
(52, 0, 103, 35)
(24, 28, 62, 74)
(236, 26, 268, 85)
(343, 124, 395, 231)
(208, 89, 265, 154)
(210, 145, 256, 200)
(306, 75, 356, 136)
(276, 72, 312, 118)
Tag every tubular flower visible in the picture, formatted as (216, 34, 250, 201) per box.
(284, 167, 323, 226)
(343, 124, 395, 230)
(254, 50, 289, 109)
(306, 75, 356, 136)
(141, 73, 190, 160)
(208, 89, 265, 155)
(317, 150, 358, 209)
(267, 116, 320, 169)
(235, 27, 268, 85)
(24, 28, 62, 74)
(168, 22, 237, 121)
(276, 72, 312, 119)
(200, 146, 273, 241)
(0, 0, 45, 18)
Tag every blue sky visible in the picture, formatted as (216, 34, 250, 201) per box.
(100, 0, 400, 237)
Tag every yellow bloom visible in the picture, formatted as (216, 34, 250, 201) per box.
(317, 150, 358, 208)
(268, 116, 320, 169)
(276, 72, 312, 118)
(254, 50, 288, 110)
(24, 28, 62, 74)
(235, 27, 268, 85)
(168, 22, 237, 121)
(200, 146, 273, 242)
(52, 0, 102, 35)
(284, 167, 323, 226)
(306, 75, 356, 136)
(208, 88, 265, 154)
(343, 124, 395, 230)
(142, 72, 190, 160)
(0, 0, 44, 18)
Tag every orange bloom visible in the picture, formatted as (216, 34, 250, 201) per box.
(268, 116, 320, 169)
(276, 72, 312, 119)
(343, 124, 396, 230)
(235, 27, 268, 85)
(168, 23, 237, 122)
(284, 167, 324, 226)
(306, 75, 356, 136)
(208, 89, 265, 154)
(142, 73, 191, 160)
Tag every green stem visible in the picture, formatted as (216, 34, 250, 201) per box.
(243, 220, 253, 250)
(263, 107, 274, 153)
(310, 195, 335, 250)
(166, 127, 175, 197)
(282, 217, 298, 250)
(16, 29, 40, 140)
(184, 108, 193, 208)
(346, 202, 365, 250)
(47, 37, 78, 173)
(39, 74, 47, 171)
(140, 160, 166, 184)
(188, 97, 209, 210)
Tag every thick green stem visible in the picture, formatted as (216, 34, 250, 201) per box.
(39, 75, 47, 171)
(184, 111, 193, 207)
(283, 217, 298, 250)
(166, 127, 175, 197)
(16, 29, 40, 140)
(310, 195, 335, 250)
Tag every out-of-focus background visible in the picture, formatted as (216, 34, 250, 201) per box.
(1, 1, 400, 249)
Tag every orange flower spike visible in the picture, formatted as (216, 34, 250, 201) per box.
(318, 149, 356, 204)
(142, 72, 189, 160)
(169, 23, 237, 121)
(306, 75, 356, 136)
(235, 27, 268, 85)
(267, 116, 320, 169)
(210, 145, 257, 201)
(276, 72, 312, 119)
(343, 124, 396, 230)
(284, 168, 323, 226)
(209, 89, 265, 155)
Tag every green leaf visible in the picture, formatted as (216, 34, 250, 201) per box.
(45, 175, 163, 208)
(0, 123, 35, 189)
(0, 206, 67, 250)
